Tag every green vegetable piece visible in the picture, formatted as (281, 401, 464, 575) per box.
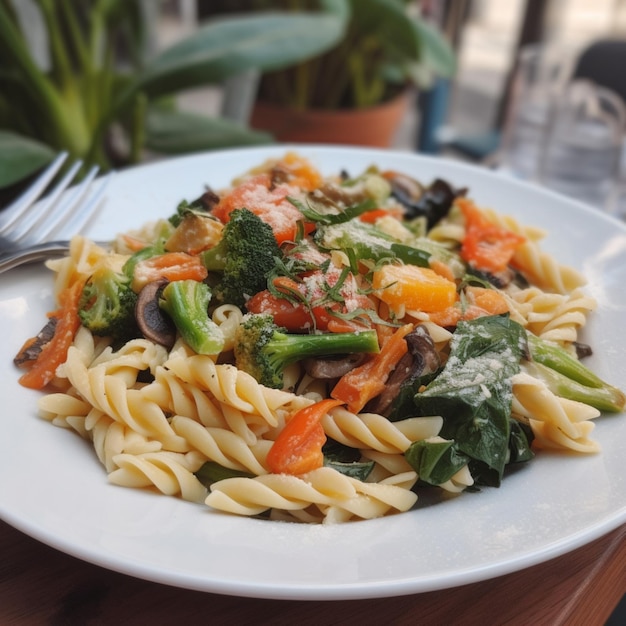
(234, 313, 380, 389)
(389, 243, 431, 267)
(78, 264, 139, 342)
(159, 280, 224, 355)
(405, 439, 469, 487)
(524, 361, 626, 414)
(322, 439, 375, 481)
(289, 196, 377, 225)
(200, 208, 282, 307)
(194, 461, 253, 487)
(508, 420, 535, 463)
(317, 220, 399, 261)
(411, 315, 527, 484)
(527, 333, 626, 411)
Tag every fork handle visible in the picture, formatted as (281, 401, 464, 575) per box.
(0, 239, 108, 275)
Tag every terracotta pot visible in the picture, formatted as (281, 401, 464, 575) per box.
(249, 91, 411, 148)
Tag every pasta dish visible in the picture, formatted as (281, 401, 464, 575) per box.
(13, 152, 625, 524)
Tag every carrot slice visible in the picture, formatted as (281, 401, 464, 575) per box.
(132, 252, 208, 290)
(331, 323, 413, 413)
(358, 204, 405, 223)
(465, 285, 510, 316)
(266, 398, 343, 475)
(19, 279, 85, 389)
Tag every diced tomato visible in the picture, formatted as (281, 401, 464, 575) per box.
(246, 270, 375, 332)
(246, 289, 316, 331)
(211, 173, 314, 244)
(458, 198, 526, 274)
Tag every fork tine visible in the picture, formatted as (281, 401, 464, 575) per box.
(8, 160, 83, 243)
(19, 164, 100, 244)
(0, 152, 69, 235)
(50, 169, 114, 239)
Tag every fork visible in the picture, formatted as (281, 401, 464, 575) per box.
(0, 153, 113, 274)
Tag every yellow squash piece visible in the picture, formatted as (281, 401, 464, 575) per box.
(372, 264, 458, 313)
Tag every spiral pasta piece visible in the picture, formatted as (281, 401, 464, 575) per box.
(321, 409, 442, 454)
(165, 355, 312, 428)
(211, 304, 244, 352)
(170, 415, 271, 475)
(63, 347, 188, 450)
(205, 467, 418, 522)
(528, 419, 600, 453)
(512, 372, 600, 449)
(109, 451, 208, 501)
(142, 366, 229, 429)
(508, 287, 596, 344)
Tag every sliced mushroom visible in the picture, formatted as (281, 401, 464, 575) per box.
(365, 325, 441, 416)
(135, 279, 177, 349)
(303, 353, 366, 379)
(388, 174, 466, 227)
(13, 317, 58, 368)
(190, 187, 220, 211)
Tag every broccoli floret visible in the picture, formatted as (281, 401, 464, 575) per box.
(159, 280, 224, 355)
(234, 313, 380, 389)
(200, 208, 282, 307)
(78, 264, 139, 342)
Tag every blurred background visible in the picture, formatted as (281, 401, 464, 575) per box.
(158, 0, 626, 153)
(4, 0, 626, 217)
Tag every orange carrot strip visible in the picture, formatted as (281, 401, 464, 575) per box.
(331, 323, 414, 413)
(359, 207, 404, 223)
(429, 257, 456, 282)
(266, 398, 344, 475)
(133, 252, 207, 289)
(19, 279, 85, 389)
(121, 234, 150, 252)
(465, 285, 510, 315)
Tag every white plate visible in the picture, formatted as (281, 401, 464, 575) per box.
(1, 146, 625, 601)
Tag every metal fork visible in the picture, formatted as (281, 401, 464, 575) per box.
(0, 153, 113, 274)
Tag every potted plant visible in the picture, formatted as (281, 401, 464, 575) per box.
(0, 0, 346, 193)
(205, 0, 456, 147)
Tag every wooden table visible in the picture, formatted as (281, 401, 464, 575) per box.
(1, 520, 623, 625)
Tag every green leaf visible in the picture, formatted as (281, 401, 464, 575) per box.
(194, 461, 253, 487)
(0, 131, 56, 187)
(405, 438, 469, 486)
(133, 12, 348, 99)
(412, 316, 527, 484)
(412, 17, 456, 78)
(144, 109, 273, 154)
(351, 0, 421, 58)
(289, 195, 377, 225)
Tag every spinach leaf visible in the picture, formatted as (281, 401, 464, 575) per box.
(194, 461, 253, 487)
(323, 439, 375, 481)
(409, 315, 527, 485)
(405, 439, 469, 486)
